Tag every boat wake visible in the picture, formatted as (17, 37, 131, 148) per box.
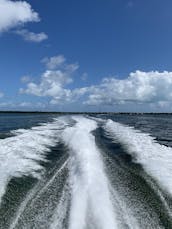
(62, 116, 118, 229)
(0, 115, 172, 228)
(104, 119, 172, 196)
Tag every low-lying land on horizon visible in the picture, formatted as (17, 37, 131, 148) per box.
(0, 111, 172, 115)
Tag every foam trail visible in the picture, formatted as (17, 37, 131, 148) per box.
(105, 119, 172, 196)
(10, 159, 68, 229)
(110, 187, 140, 229)
(62, 116, 118, 229)
(37, 159, 69, 197)
(0, 117, 67, 204)
(144, 175, 172, 218)
(9, 183, 40, 229)
(50, 183, 70, 229)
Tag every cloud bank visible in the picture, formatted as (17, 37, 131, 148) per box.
(20, 55, 172, 110)
(0, 101, 45, 110)
(86, 71, 172, 106)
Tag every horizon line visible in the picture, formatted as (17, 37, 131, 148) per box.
(0, 111, 172, 114)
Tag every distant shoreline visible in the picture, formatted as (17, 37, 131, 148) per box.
(0, 111, 172, 115)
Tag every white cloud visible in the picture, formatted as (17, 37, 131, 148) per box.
(0, 0, 39, 32)
(42, 55, 66, 70)
(0, 101, 45, 109)
(85, 71, 172, 106)
(21, 70, 73, 96)
(20, 56, 79, 104)
(17, 102, 32, 107)
(21, 55, 172, 109)
(17, 101, 45, 108)
(41, 55, 79, 72)
(16, 29, 48, 42)
(65, 63, 79, 72)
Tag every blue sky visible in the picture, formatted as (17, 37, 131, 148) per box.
(1, 0, 172, 111)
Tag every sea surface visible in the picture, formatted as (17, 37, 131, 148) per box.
(0, 113, 172, 229)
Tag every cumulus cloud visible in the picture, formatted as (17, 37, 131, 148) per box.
(85, 71, 172, 105)
(21, 56, 172, 109)
(21, 70, 73, 96)
(0, 0, 39, 32)
(16, 29, 48, 42)
(20, 56, 79, 104)
(42, 55, 66, 70)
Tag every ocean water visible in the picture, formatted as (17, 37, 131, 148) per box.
(0, 113, 172, 228)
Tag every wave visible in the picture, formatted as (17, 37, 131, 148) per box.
(0, 117, 68, 204)
(62, 116, 118, 229)
(104, 119, 172, 196)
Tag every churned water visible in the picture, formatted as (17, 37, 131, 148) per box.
(0, 113, 172, 229)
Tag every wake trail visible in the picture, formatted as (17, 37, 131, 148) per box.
(61, 116, 118, 229)
(50, 183, 70, 229)
(104, 119, 172, 196)
(109, 186, 140, 229)
(0, 117, 68, 205)
(9, 159, 69, 229)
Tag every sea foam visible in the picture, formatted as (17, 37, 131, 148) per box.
(0, 118, 67, 204)
(62, 116, 118, 229)
(105, 119, 172, 196)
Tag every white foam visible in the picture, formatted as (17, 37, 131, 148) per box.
(50, 183, 70, 229)
(105, 119, 172, 195)
(0, 117, 67, 204)
(62, 116, 118, 229)
(110, 187, 140, 229)
(10, 159, 69, 229)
